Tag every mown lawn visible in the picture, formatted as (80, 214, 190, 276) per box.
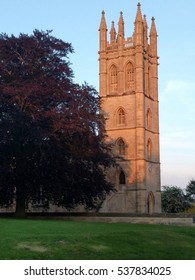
(0, 218, 195, 260)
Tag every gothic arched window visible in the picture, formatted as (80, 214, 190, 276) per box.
(147, 139, 152, 160)
(110, 64, 117, 92)
(117, 138, 126, 156)
(119, 170, 126, 185)
(126, 62, 134, 91)
(148, 191, 155, 214)
(117, 108, 125, 125)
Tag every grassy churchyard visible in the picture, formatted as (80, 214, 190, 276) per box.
(0, 218, 195, 260)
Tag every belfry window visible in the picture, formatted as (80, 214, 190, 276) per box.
(110, 65, 117, 92)
(126, 62, 134, 91)
(117, 108, 125, 125)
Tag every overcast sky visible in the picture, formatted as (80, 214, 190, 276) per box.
(0, 0, 195, 188)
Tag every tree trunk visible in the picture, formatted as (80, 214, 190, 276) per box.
(15, 192, 26, 218)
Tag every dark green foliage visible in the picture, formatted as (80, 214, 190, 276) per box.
(185, 179, 195, 202)
(0, 30, 115, 216)
(161, 186, 191, 213)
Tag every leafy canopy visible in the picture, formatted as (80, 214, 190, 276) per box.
(0, 30, 115, 215)
(161, 186, 191, 213)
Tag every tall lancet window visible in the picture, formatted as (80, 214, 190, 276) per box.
(110, 64, 117, 92)
(126, 62, 135, 91)
(117, 108, 125, 125)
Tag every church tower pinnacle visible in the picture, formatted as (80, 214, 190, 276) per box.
(134, 2, 143, 46)
(99, 10, 107, 52)
(110, 21, 116, 43)
(118, 12, 125, 45)
(143, 15, 148, 50)
(149, 17, 158, 57)
(98, 3, 161, 214)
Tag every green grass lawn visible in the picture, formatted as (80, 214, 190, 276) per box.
(0, 218, 195, 260)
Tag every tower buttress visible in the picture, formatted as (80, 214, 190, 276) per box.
(134, 3, 146, 212)
(149, 17, 160, 165)
(143, 15, 149, 97)
(117, 12, 125, 93)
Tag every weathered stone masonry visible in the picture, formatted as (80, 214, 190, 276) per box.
(99, 3, 161, 213)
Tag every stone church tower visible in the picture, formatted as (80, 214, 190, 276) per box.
(99, 3, 161, 213)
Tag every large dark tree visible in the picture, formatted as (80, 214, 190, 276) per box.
(0, 30, 115, 216)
